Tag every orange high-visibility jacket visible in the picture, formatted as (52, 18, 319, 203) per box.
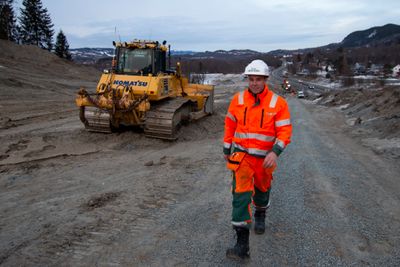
(223, 85, 292, 157)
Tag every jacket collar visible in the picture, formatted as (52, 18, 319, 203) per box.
(246, 84, 270, 101)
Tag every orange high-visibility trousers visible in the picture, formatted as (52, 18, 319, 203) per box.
(227, 152, 275, 227)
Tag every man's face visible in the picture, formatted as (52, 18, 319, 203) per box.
(248, 75, 267, 94)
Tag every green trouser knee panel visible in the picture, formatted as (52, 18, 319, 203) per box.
(231, 173, 252, 226)
(232, 191, 253, 225)
(253, 186, 271, 208)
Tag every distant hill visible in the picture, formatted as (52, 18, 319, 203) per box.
(71, 47, 270, 73)
(70, 48, 114, 64)
(70, 48, 198, 64)
(70, 23, 400, 73)
(340, 23, 400, 47)
(175, 49, 262, 59)
(70, 46, 263, 64)
(267, 23, 400, 56)
(170, 50, 197, 56)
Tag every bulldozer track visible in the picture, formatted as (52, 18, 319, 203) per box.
(144, 98, 194, 140)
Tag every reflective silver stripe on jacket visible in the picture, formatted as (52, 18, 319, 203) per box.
(224, 142, 232, 149)
(226, 112, 236, 122)
(269, 93, 278, 108)
(233, 143, 269, 157)
(275, 119, 291, 127)
(274, 139, 286, 149)
(234, 132, 275, 142)
(231, 221, 249, 226)
(238, 91, 244, 105)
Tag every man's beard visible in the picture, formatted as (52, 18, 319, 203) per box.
(249, 86, 264, 94)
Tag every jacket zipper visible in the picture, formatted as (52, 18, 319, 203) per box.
(243, 107, 247, 126)
(260, 109, 264, 127)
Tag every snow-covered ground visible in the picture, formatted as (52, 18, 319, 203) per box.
(203, 73, 223, 85)
(353, 75, 380, 79)
(309, 77, 342, 89)
(308, 76, 400, 90)
(352, 76, 400, 84)
(203, 73, 244, 85)
(384, 78, 400, 85)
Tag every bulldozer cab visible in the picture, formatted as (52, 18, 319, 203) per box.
(115, 44, 166, 76)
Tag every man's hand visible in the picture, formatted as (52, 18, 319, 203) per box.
(263, 151, 277, 168)
(224, 154, 229, 161)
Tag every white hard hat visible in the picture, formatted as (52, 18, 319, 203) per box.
(244, 59, 270, 76)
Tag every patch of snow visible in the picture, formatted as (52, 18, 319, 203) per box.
(346, 117, 361, 126)
(311, 97, 323, 104)
(203, 73, 223, 85)
(384, 78, 400, 85)
(309, 77, 342, 89)
(368, 30, 377, 38)
(203, 73, 244, 85)
(320, 95, 335, 104)
(336, 104, 350, 110)
(353, 75, 379, 79)
(364, 116, 383, 123)
(0, 65, 5, 68)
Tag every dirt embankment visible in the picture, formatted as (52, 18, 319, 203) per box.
(315, 86, 400, 158)
(0, 40, 101, 167)
(0, 40, 100, 129)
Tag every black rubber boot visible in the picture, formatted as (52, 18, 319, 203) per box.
(226, 226, 250, 260)
(254, 208, 266, 234)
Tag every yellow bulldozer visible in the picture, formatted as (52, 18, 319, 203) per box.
(75, 39, 214, 140)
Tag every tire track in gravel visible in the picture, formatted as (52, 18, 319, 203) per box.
(55, 154, 208, 266)
(279, 98, 400, 266)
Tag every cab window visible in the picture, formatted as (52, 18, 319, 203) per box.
(117, 48, 152, 74)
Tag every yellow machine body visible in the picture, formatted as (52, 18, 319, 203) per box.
(75, 39, 214, 139)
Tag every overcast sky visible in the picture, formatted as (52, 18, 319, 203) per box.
(15, 0, 400, 51)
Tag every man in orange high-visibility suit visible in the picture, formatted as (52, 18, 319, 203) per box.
(224, 59, 292, 260)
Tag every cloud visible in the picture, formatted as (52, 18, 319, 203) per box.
(42, 0, 400, 51)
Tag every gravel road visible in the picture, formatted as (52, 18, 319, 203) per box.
(1, 78, 399, 266)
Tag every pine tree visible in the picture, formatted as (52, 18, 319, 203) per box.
(54, 30, 72, 60)
(19, 0, 54, 50)
(0, 0, 17, 41)
(19, 0, 40, 45)
(40, 7, 54, 51)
